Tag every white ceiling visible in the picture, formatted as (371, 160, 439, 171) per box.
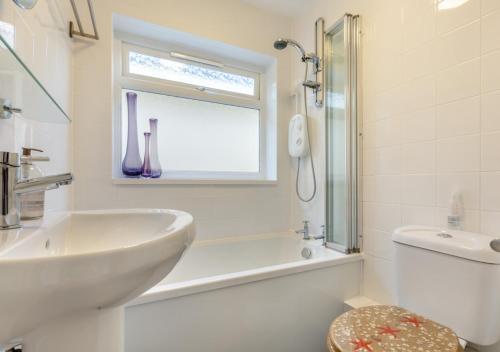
(239, 0, 310, 18)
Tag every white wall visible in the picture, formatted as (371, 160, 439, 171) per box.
(72, 0, 293, 240)
(0, 0, 73, 212)
(292, 1, 500, 349)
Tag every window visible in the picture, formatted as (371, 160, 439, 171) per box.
(114, 40, 275, 183)
(121, 89, 260, 173)
(128, 51, 256, 96)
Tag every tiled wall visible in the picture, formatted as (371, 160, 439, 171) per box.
(73, 0, 293, 241)
(362, 0, 500, 306)
(292, 0, 500, 321)
(0, 0, 73, 211)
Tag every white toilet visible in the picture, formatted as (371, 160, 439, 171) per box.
(393, 226, 500, 347)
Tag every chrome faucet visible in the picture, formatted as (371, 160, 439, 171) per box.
(314, 225, 327, 246)
(0, 151, 73, 230)
(296, 220, 311, 240)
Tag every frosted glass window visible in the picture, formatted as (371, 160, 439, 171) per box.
(129, 52, 256, 96)
(121, 89, 260, 173)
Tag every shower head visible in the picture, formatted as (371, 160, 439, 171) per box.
(273, 38, 307, 60)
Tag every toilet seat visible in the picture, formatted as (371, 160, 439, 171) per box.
(327, 305, 463, 352)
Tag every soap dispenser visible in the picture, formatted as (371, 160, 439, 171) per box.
(19, 147, 49, 220)
(447, 192, 464, 230)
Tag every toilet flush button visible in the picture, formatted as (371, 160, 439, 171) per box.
(437, 232, 453, 239)
(490, 239, 500, 252)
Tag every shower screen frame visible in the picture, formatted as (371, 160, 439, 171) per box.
(324, 14, 361, 254)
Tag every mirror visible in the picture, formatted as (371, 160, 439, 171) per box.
(12, 0, 38, 9)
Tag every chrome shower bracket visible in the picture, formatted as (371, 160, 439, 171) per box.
(314, 17, 325, 107)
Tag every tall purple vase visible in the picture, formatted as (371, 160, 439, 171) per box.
(122, 92, 143, 176)
(142, 132, 152, 178)
(149, 118, 162, 178)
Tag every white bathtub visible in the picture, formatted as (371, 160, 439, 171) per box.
(125, 232, 363, 352)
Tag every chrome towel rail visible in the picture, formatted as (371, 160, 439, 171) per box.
(69, 0, 99, 40)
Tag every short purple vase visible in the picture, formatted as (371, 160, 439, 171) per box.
(122, 92, 143, 177)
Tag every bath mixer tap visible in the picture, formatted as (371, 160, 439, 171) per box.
(312, 225, 327, 246)
(296, 220, 311, 240)
(0, 151, 73, 230)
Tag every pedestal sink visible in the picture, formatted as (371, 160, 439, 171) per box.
(0, 209, 195, 352)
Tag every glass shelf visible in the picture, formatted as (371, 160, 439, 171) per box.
(0, 34, 71, 123)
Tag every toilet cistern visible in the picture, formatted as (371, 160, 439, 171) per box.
(0, 151, 73, 229)
(393, 226, 500, 346)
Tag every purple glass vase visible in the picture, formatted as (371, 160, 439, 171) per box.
(142, 132, 152, 178)
(122, 92, 143, 176)
(149, 118, 162, 178)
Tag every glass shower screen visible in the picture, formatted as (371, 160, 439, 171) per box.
(325, 14, 360, 253)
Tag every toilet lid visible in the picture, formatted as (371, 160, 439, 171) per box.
(328, 305, 461, 352)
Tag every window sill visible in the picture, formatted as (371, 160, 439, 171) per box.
(112, 177, 277, 185)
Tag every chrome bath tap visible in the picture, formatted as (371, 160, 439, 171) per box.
(296, 220, 311, 240)
(0, 151, 73, 230)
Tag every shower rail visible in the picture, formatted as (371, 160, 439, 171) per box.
(69, 0, 99, 40)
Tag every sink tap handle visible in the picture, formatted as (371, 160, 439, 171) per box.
(21, 147, 50, 163)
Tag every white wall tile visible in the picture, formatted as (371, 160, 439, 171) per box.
(363, 202, 402, 232)
(482, 50, 500, 93)
(401, 75, 436, 112)
(401, 174, 436, 206)
(401, 205, 437, 226)
(481, 211, 500, 235)
(374, 118, 401, 147)
(403, 42, 436, 81)
(482, 90, 500, 132)
(363, 229, 394, 260)
(481, 172, 500, 211)
(372, 52, 404, 93)
(482, 132, 500, 171)
(403, 0, 436, 51)
(436, 173, 480, 209)
(436, 96, 480, 138)
(364, 175, 402, 204)
(437, 21, 480, 69)
(401, 141, 436, 174)
(481, 10, 500, 53)
(437, 134, 480, 172)
(481, 0, 500, 15)
(374, 146, 402, 175)
(401, 107, 436, 143)
(362, 254, 395, 305)
(436, 0, 480, 34)
(363, 122, 376, 148)
(374, 88, 405, 119)
(437, 58, 480, 104)
(363, 148, 376, 176)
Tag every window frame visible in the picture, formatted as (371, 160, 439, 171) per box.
(123, 43, 261, 100)
(113, 37, 273, 184)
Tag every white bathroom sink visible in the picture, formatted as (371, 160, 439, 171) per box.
(0, 209, 195, 345)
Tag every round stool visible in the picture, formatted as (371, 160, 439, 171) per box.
(327, 305, 463, 352)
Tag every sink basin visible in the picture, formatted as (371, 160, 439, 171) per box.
(0, 209, 195, 345)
